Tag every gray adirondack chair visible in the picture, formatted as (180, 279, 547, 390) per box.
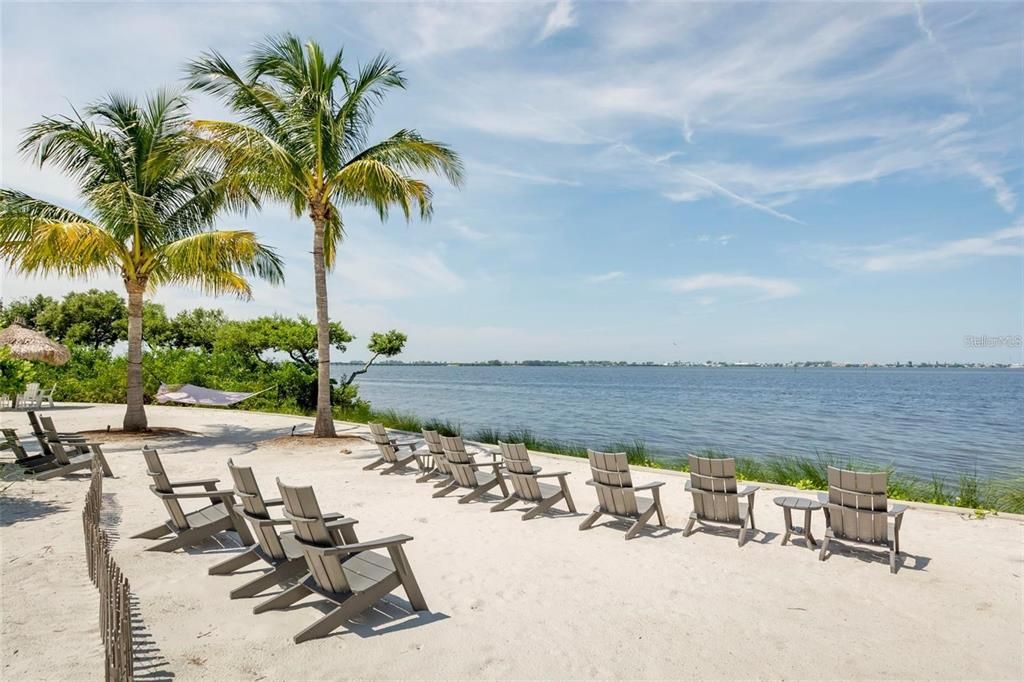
(415, 429, 452, 485)
(683, 455, 759, 546)
(1, 428, 56, 472)
(579, 450, 665, 539)
(362, 423, 427, 474)
(209, 459, 361, 599)
(35, 439, 113, 480)
(132, 448, 253, 552)
(490, 442, 576, 519)
(433, 435, 508, 503)
(27, 411, 87, 459)
(819, 466, 907, 573)
(253, 480, 428, 644)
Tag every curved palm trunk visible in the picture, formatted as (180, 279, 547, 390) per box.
(311, 209, 336, 437)
(123, 280, 148, 431)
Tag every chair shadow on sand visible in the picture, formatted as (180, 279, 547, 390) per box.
(253, 577, 450, 640)
(684, 523, 781, 545)
(820, 542, 932, 573)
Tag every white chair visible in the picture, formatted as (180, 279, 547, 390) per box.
(37, 384, 56, 408)
(18, 383, 41, 409)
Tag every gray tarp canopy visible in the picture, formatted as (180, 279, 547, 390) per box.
(156, 383, 271, 407)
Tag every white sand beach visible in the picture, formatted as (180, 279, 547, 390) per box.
(2, 404, 1021, 680)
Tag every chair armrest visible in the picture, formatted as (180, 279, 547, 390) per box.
(737, 484, 759, 497)
(887, 504, 908, 517)
(155, 488, 236, 500)
(318, 534, 413, 556)
(635, 481, 666, 491)
(535, 471, 571, 478)
(325, 517, 359, 529)
(262, 497, 284, 506)
(467, 461, 505, 470)
(816, 492, 829, 505)
(166, 478, 221, 488)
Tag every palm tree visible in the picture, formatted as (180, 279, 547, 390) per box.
(0, 92, 284, 431)
(186, 35, 464, 437)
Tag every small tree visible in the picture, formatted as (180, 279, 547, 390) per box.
(0, 347, 33, 404)
(337, 330, 407, 389)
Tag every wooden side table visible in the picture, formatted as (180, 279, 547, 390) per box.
(773, 496, 822, 549)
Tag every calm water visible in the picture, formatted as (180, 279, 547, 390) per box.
(340, 366, 1024, 480)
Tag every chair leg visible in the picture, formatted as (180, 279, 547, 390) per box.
(431, 481, 459, 498)
(626, 506, 657, 540)
(578, 508, 602, 531)
(560, 481, 577, 513)
(522, 493, 561, 521)
(362, 457, 385, 471)
(293, 592, 376, 644)
(458, 480, 497, 504)
(490, 495, 518, 513)
(416, 470, 439, 484)
(145, 525, 217, 552)
(388, 544, 428, 612)
(654, 500, 666, 526)
(231, 560, 306, 599)
(682, 512, 698, 537)
(92, 449, 114, 477)
(34, 464, 72, 481)
(818, 531, 832, 562)
(495, 474, 509, 497)
(738, 515, 750, 547)
(889, 544, 898, 574)
(132, 523, 170, 540)
(208, 547, 260, 575)
(253, 580, 312, 614)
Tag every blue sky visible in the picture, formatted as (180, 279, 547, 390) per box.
(1, 1, 1022, 363)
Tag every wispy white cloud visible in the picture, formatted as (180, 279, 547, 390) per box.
(585, 271, 623, 284)
(538, 1, 577, 42)
(447, 220, 486, 241)
(663, 273, 801, 300)
(837, 225, 1024, 272)
(471, 160, 582, 187)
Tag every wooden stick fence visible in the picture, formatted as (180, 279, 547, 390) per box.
(82, 461, 134, 681)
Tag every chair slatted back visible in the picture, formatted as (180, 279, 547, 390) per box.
(422, 430, 451, 475)
(374, 440, 400, 464)
(49, 441, 78, 466)
(1, 429, 31, 462)
(368, 423, 390, 445)
(827, 467, 889, 544)
(688, 455, 741, 522)
(227, 459, 286, 560)
(587, 450, 638, 517)
(27, 412, 55, 458)
(27, 411, 44, 436)
(440, 435, 479, 488)
(277, 480, 352, 595)
(142, 448, 189, 531)
(500, 442, 541, 501)
(39, 415, 59, 435)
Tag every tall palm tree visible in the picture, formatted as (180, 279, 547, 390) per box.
(0, 92, 284, 431)
(186, 35, 464, 437)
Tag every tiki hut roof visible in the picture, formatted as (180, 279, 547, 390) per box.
(0, 323, 71, 365)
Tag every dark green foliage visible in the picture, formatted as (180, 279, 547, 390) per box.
(34, 289, 125, 348)
(0, 294, 57, 329)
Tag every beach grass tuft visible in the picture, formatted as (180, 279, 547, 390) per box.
(329, 403, 1020, 514)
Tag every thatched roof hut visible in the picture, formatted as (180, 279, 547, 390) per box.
(0, 323, 71, 365)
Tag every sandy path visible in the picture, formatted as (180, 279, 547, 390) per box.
(2, 404, 1021, 680)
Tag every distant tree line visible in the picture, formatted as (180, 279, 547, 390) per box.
(0, 289, 407, 414)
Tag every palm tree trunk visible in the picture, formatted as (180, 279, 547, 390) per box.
(311, 208, 336, 437)
(123, 279, 148, 431)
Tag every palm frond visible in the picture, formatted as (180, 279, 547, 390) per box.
(0, 192, 125, 277)
(329, 158, 433, 221)
(152, 229, 284, 297)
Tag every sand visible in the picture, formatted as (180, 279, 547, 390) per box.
(1, 403, 1021, 680)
